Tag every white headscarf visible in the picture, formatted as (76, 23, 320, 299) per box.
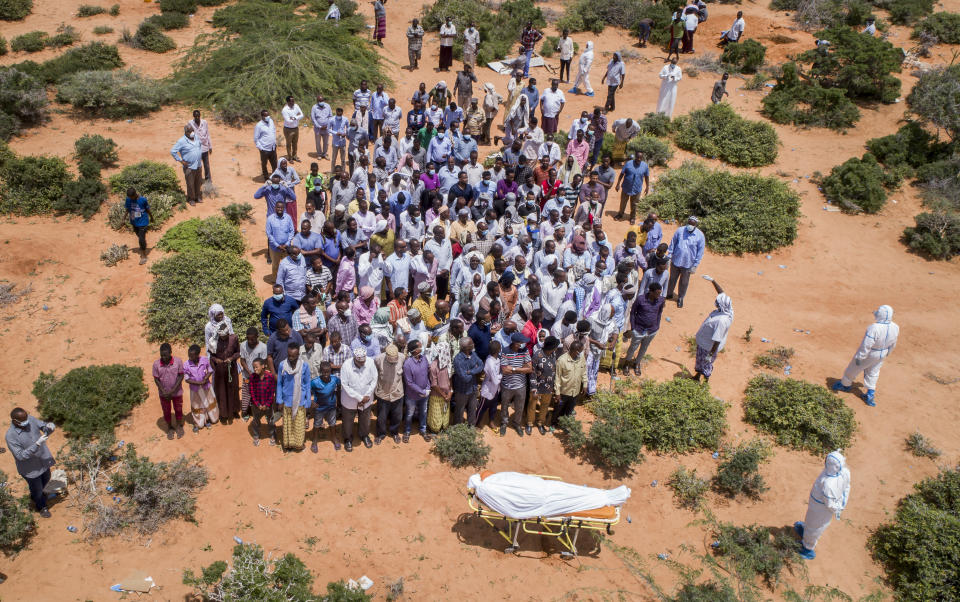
(873, 305, 893, 324)
(204, 303, 234, 353)
(483, 83, 499, 112)
(810, 451, 851, 517)
(715, 293, 734, 318)
(506, 95, 530, 130)
(283, 355, 306, 418)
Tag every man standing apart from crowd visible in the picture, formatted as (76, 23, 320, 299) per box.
(657, 57, 683, 118)
(832, 306, 898, 407)
(463, 22, 480, 68)
(372, 0, 387, 46)
(520, 21, 543, 78)
(540, 79, 566, 137)
(187, 110, 213, 181)
(407, 19, 424, 70)
(439, 17, 457, 72)
(602, 52, 625, 112)
(5, 408, 56, 518)
(692, 278, 733, 382)
(170, 124, 204, 206)
(615, 152, 650, 225)
(556, 29, 574, 82)
(570, 41, 594, 97)
(124, 187, 154, 265)
(720, 11, 745, 46)
(666, 216, 705, 308)
(282, 96, 304, 163)
(255, 110, 279, 180)
(712, 72, 730, 104)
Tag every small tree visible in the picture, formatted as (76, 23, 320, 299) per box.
(712, 439, 772, 499)
(721, 39, 766, 73)
(0, 469, 36, 555)
(822, 153, 889, 214)
(907, 64, 960, 141)
(902, 210, 960, 259)
(799, 26, 903, 103)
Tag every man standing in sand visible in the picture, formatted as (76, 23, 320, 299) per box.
(5, 408, 56, 518)
(463, 22, 481, 68)
(186, 110, 213, 182)
(170, 124, 204, 205)
(712, 72, 730, 104)
(406, 19, 425, 71)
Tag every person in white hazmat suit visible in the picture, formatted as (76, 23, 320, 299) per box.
(569, 41, 594, 97)
(831, 305, 898, 406)
(793, 451, 851, 560)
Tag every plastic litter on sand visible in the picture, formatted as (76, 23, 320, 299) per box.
(712, 451, 720, 459)
(658, 553, 669, 559)
(233, 536, 243, 545)
(67, 526, 77, 533)
(651, 480, 658, 487)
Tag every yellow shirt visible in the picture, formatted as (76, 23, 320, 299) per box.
(412, 297, 439, 329)
(554, 352, 587, 397)
(371, 229, 395, 257)
(449, 219, 477, 244)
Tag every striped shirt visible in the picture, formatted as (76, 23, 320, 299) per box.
(322, 344, 350, 374)
(305, 266, 332, 296)
(500, 349, 531, 390)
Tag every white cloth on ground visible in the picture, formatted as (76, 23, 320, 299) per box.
(468, 472, 631, 520)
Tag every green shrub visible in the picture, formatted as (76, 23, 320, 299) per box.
(822, 153, 888, 214)
(743, 375, 856, 455)
(913, 12, 960, 44)
(158, 217, 246, 255)
(109, 160, 182, 197)
(902, 210, 960, 259)
(421, 0, 544, 66)
(0, 469, 35, 555)
(54, 176, 108, 219)
(93, 25, 113, 35)
(712, 522, 801, 589)
(908, 64, 960, 142)
(11, 31, 49, 53)
(131, 21, 176, 53)
(866, 121, 951, 178)
(0, 153, 69, 215)
(869, 467, 960, 601)
(175, 16, 386, 125)
(587, 408, 646, 470)
(905, 431, 942, 458)
(211, 0, 303, 33)
(673, 103, 779, 167)
(0, 68, 48, 140)
(0, 0, 31, 20)
(77, 4, 106, 16)
(221, 202, 254, 225)
(721, 39, 766, 73)
(556, 414, 587, 451)
(887, 0, 934, 24)
(160, 0, 197, 13)
(637, 111, 673, 137)
(109, 2, 118, 14)
(712, 439, 771, 499)
(762, 63, 860, 131)
(34, 41, 123, 83)
(146, 249, 261, 342)
(57, 69, 171, 118)
(626, 135, 673, 167)
(646, 161, 801, 254)
(74, 134, 119, 168)
(433, 423, 490, 467)
(108, 191, 186, 231)
(667, 466, 710, 510)
(555, 0, 645, 33)
(32, 364, 148, 440)
(46, 28, 79, 49)
(753, 345, 794, 369)
(0, 36, 6, 55)
(799, 26, 903, 103)
(145, 11, 189, 30)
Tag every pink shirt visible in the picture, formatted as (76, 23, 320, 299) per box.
(336, 257, 356, 294)
(183, 357, 212, 392)
(566, 138, 590, 169)
(152, 357, 184, 397)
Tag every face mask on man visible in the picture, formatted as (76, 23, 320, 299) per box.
(686, 224, 696, 232)
(273, 293, 284, 301)
(272, 183, 280, 190)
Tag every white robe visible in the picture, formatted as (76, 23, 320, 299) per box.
(656, 64, 682, 118)
(573, 41, 595, 93)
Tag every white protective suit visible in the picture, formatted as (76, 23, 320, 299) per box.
(800, 451, 851, 551)
(656, 63, 682, 117)
(840, 305, 898, 389)
(572, 41, 595, 94)
(468, 472, 630, 519)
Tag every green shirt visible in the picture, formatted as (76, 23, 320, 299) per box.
(306, 173, 324, 192)
(417, 126, 437, 149)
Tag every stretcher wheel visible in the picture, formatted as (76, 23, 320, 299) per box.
(560, 551, 576, 560)
(505, 546, 518, 554)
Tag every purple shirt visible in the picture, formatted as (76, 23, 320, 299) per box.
(630, 294, 665, 334)
(420, 172, 439, 191)
(403, 355, 431, 400)
(152, 357, 184, 397)
(183, 357, 212, 393)
(496, 178, 519, 200)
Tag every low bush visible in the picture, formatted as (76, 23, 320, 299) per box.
(822, 153, 888, 214)
(667, 466, 710, 510)
(902, 210, 960, 259)
(109, 160, 183, 197)
(555, 0, 645, 33)
(145, 11, 189, 30)
(636, 111, 673, 137)
(712, 439, 771, 499)
(913, 12, 960, 44)
(11, 31, 48, 53)
(905, 431, 942, 458)
(55, 176, 108, 219)
(0, 68, 48, 140)
(130, 21, 175, 53)
(32, 364, 148, 440)
(158, 216, 246, 255)
(887, 0, 935, 24)
(46, 25, 79, 49)
(108, 192, 186, 231)
(160, 0, 196, 13)
(221, 202, 254, 225)
(93, 25, 113, 35)
(74, 134, 119, 168)
(721, 39, 766, 73)
(422, 0, 544, 66)
(673, 103, 779, 167)
(109, 3, 118, 14)
(0, 469, 35, 555)
(147, 249, 261, 342)
(869, 467, 960, 601)
(433, 423, 490, 467)
(587, 408, 646, 470)
(762, 62, 860, 131)
(0, 0, 32, 20)
(33, 41, 124, 83)
(753, 345, 794, 369)
(0, 36, 6, 56)
(77, 4, 106, 16)
(556, 414, 587, 452)
(743, 375, 856, 455)
(0, 153, 69, 215)
(799, 26, 903, 103)
(907, 64, 960, 142)
(100, 243, 129, 267)
(712, 522, 801, 589)
(866, 121, 951, 179)
(646, 161, 801, 254)
(56, 69, 171, 118)
(626, 135, 673, 167)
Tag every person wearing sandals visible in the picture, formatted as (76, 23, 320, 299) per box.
(248, 358, 277, 446)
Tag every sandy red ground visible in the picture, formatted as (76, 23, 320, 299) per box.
(1, 0, 959, 599)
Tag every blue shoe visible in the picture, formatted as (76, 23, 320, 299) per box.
(865, 389, 876, 406)
(568, 87, 579, 94)
(793, 522, 804, 538)
(831, 381, 851, 392)
(585, 91, 595, 97)
(799, 546, 816, 560)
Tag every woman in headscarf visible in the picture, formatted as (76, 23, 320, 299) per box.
(370, 307, 395, 349)
(504, 71, 525, 128)
(573, 273, 602, 319)
(692, 279, 733, 382)
(204, 304, 234, 355)
(586, 303, 616, 395)
(210, 319, 241, 423)
(563, 233, 591, 282)
(570, 41, 595, 96)
(498, 272, 519, 319)
(272, 157, 302, 229)
(482, 83, 503, 145)
(502, 94, 530, 147)
(832, 305, 898, 407)
(794, 451, 851, 560)
(427, 339, 452, 433)
(351, 286, 380, 326)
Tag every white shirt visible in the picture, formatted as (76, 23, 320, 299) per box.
(685, 12, 699, 30)
(254, 118, 277, 151)
(424, 237, 453, 271)
(558, 37, 574, 60)
(612, 118, 641, 141)
(339, 358, 378, 410)
(729, 17, 745, 40)
(400, 212, 426, 240)
(540, 279, 568, 320)
(540, 89, 566, 118)
(282, 104, 304, 129)
(383, 106, 403, 134)
(440, 23, 457, 47)
(695, 311, 733, 352)
(463, 27, 480, 51)
(353, 210, 378, 238)
(604, 61, 625, 86)
(311, 102, 332, 129)
(538, 141, 562, 164)
(463, 162, 484, 186)
(358, 251, 385, 293)
(425, 106, 444, 126)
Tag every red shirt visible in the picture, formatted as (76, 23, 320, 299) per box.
(522, 320, 542, 355)
(248, 372, 277, 408)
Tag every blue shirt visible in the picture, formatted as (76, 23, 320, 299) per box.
(468, 322, 493, 360)
(474, 179, 496, 198)
(319, 231, 341, 269)
(267, 330, 304, 371)
(125, 196, 150, 228)
(170, 134, 203, 169)
(643, 221, 663, 253)
(427, 135, 452, 164)
(350, 336, 381, 358)
(330, 115, 349, 147)
(311, 375, 340, 412)
(453, 135, 478, 164)
(605, 288, 627, 332)
(384, 253, 411, 292)
(668, 227, 706, 269)
(443, 107, 464, 129)
(254, 183, 297, 214)
(261, 295, 300, 335)
(452, 350, 484, 394)
(292, 231, 322, 253)
(276, 359, 312, 408)
(437, 165, 461, 195)
(407, 109, 425, 130)
(620, 160, 649, 196)
(276, 255, 308, 300)
(388, 192, 411, 228)
(266, 213, 295, 251)
(522, 86, 540, 113)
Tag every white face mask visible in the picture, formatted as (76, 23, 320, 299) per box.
(686, 224, 696, 232)
(273, 293, 284, 301)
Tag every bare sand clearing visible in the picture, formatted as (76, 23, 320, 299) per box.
(1, 0, 959, 599)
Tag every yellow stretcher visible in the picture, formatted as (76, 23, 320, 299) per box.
(466, 471, 622, 558)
